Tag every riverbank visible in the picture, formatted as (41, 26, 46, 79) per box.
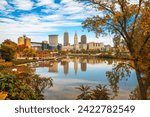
(13, 59, 37, 65)
(13, 55, 133, 65)
(68, 53, 133, 60)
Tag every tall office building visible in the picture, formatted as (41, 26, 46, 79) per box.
(74, 32, 78, 45)
(81, 35, 87, 44)
(49, 35, 58, 46)
(64, 32, 69, 46)
(74, 32, 79, 50)
(49, 35, 58, 50)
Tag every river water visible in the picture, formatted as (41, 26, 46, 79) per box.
(35, 57, 138, 100)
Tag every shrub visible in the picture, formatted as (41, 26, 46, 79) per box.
(0, 62, 13, 70)
(76, 84, 109, 100)
(0, 71, 53, 100)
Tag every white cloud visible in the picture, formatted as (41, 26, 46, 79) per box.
(0, 13, 81, 39)
(37, 0, 53, 6)
(0, 18, 16, 24)
(37, 0, 60, 9)
(0, 1, 15, 15)
(41, 8, 56, 13)
(66, 14, 86, 20)
(42, 14, 64, 21)
(61, 0, 72, 4)
(0, 0, 107, 44)
(59, 0, 84, 14)
(0, 15, 56, 35)
(13, 0, 34, 10)
(18, 14, 41, 24)
(0, 0, 8, 10)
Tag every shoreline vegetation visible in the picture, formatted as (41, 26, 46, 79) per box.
(0, 64, 53, 100)
(0, 54, 133, 68)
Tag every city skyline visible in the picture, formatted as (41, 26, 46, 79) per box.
(0, 0, 113, 46)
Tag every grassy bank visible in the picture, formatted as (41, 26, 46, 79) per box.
(12, 59, 37, 65)
(68, 54, 133, 60)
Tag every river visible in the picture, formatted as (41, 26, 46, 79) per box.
(34, 57, 138, 100)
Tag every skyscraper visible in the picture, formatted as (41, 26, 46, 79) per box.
(81, 35, 87, 44)
(49, 35, 58, 50)
(74, 32, 79, 50)
(64, 32, 69, 46)
(49, 35, 58, 46)
(74, 32, 78, 45)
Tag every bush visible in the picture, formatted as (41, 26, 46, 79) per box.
(76, 84, 109, 100)
(0, 62, 13, 70)
(0, 71, 53, 100)
(0, 92, 8, 100)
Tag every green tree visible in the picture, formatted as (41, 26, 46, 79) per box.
(0, 68, 53, 100)
(76, 0, 150, 99)
(0, 40, 18, 61)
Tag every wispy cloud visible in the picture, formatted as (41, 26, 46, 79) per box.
(36, 0, 60, 9)
(0, 0, 107, 44)
(13, 0, 34, 10)
(0, 0, 8, 10)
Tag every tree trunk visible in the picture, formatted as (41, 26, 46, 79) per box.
(134, 60, 147, 100)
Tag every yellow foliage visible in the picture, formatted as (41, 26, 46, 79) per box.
(0, 92, 8, 100)
(0, 62, 13, 68)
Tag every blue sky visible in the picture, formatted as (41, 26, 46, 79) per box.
(0, 0, 113, 45)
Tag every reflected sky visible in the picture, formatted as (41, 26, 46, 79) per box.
(35, 58, 138, 100)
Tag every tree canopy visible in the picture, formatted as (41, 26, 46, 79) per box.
(0, 40, 18, 61)
(76, 0, 150, 99)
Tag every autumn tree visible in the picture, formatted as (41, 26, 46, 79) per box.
(113, 35, 128, 56)
(76, 0, 150, 99)
(0, 40, 18, 61)
(23, 48, 36, 59)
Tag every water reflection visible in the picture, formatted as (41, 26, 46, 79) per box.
(48, 62, 58, 73)
(46, 57, 130, 75)
(74, 58, 78, 75)
(81, 62, 87, 72)
(63, 62, 69, 76)
(35, 57, 138, 100)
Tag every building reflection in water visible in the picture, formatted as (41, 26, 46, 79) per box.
(87, 58, 105, 64)
(48, 62, 58, 72)
(81, 62, 87, 72)
(47, 57, 125, 75)
(80, 58, 87, 72)
(74, 57, 79, 75)
(64, 61, 69, 76)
